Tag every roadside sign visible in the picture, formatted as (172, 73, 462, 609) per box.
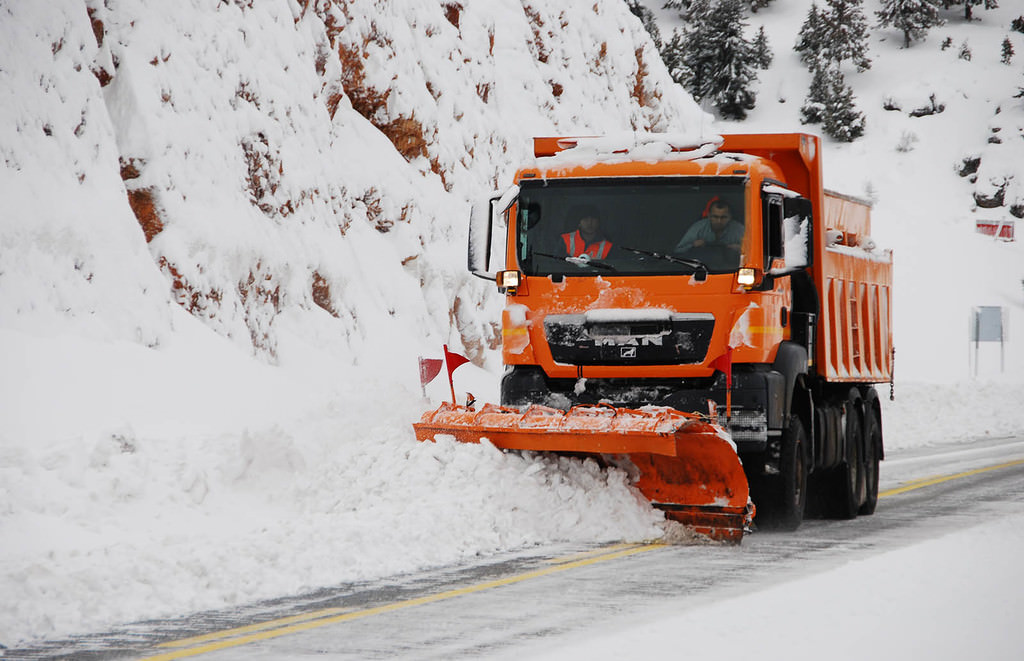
(975, 220, 1015, 241)
(969, 306, 1007, 375)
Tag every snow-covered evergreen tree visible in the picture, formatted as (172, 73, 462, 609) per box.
(664, 0, 707, 21)
(1001, 37, 1014, 65)
(673, 0, 717, 102)
(821, 68, 866, 141)
(800, 66, 830, 124)
(659, 28, 692, 86)
(705, 0, 760, 119)
(941, 0, 999, 22)
(800, 63, 865, 141)
(675, 0, 761, 119)
(671, 0, 714, 98)
(753, 26, 773, 69)
(626, 0, 663, 49)
(822, 0, 872, 71)
(876, 0, 944, 48)
(795, 4, 826, 68)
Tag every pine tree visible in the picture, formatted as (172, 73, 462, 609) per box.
(664, 0, 709, 21)
(676, 0, 761, 119)
(659, 29, 692, 86)
(705, 0, 760, 119)
(800, 63, 865, 141)
(675, 0, 715, 100)
(795, 4, 825, 67)
(941, 0, 999, 22)
(752, 26, 773, 69)
(821, 68, 865, 141)
(800, 65, 830, 124)
(1001, 37, 1014, 64)
(626, 0, 663, 49)
(821, 0, 872, 71)
(749, 0, 773, 12)
(876, 0, 944, 48)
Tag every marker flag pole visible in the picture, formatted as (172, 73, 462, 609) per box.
(443, 344, 470, 405)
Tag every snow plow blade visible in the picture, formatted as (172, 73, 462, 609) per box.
(413, 403, 752, 543)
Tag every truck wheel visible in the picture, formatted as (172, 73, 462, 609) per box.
(825, 392, 864, 519)
(752, 416, 808, 531)
(858, 407, 881, 515)
(775, 415, 809, 530)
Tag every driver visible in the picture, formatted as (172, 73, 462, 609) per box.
(674, 197, 743, 254)
(561, 205, 612, 259)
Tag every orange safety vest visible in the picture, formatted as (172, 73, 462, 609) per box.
(562, 231, 611, 259)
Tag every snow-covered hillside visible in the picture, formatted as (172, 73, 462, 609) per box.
(1, 0, 1023, 647)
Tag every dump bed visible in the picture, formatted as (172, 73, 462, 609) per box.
(816, 191, 893, 383)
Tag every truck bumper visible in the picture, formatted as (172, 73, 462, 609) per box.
(500, 365, 785, 454)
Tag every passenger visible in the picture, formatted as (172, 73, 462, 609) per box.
(561, 205, 612, 259)
(674, 197, 744, 254)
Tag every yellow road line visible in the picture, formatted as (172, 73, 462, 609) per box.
(140, 543, 663, 660)
(546, 542, 643, 565)
(156, 607, 350, 649)
(880, 458, 1024, 498)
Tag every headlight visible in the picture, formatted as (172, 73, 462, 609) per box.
(737, 267, 757, 287)
(497, 270, 521, 293)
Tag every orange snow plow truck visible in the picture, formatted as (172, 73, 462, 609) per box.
(414, 133, 893, 542)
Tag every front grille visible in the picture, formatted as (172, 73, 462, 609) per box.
(544, 312, 715, 365)
(718, 409, 768, 444)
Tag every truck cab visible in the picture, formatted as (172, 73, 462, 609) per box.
(474, 135, 811, 451)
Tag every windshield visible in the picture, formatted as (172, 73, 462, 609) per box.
(515, 177, 747, 277)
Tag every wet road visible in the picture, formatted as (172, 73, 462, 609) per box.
(8, 435, 1024, 660)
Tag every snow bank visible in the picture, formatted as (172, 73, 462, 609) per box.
(1, 380, 663, 640)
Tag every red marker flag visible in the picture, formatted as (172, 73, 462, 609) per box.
(710, 346, 733, 419)
(443, 344, 471, 404)
(710, 346, 733, 389)
(444, 345, 470, 377)
(418, 357, 443, 387)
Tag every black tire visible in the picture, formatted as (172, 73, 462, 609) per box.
(752, 415, 808, 531)
(775, 415, 809, 530)
(825, 391, 865, 519)
(858, 405, 881, 515)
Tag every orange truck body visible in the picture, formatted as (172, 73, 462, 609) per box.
(417, 133, 892, 537)
(504, 133, 892, 388)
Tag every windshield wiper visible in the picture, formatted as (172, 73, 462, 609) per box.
(621, 246, 708, 279)
(533, 251, 617, 272)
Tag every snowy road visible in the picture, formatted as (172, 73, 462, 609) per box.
(9, 436, 1024, 661)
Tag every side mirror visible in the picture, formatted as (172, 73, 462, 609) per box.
(762, 190, 814, 277)
(468, 185, 519, 280)
(781, 196, 814, 271)
(763, 193, 785, 264)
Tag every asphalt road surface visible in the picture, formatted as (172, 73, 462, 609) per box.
(8, 435, 1024, 661)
